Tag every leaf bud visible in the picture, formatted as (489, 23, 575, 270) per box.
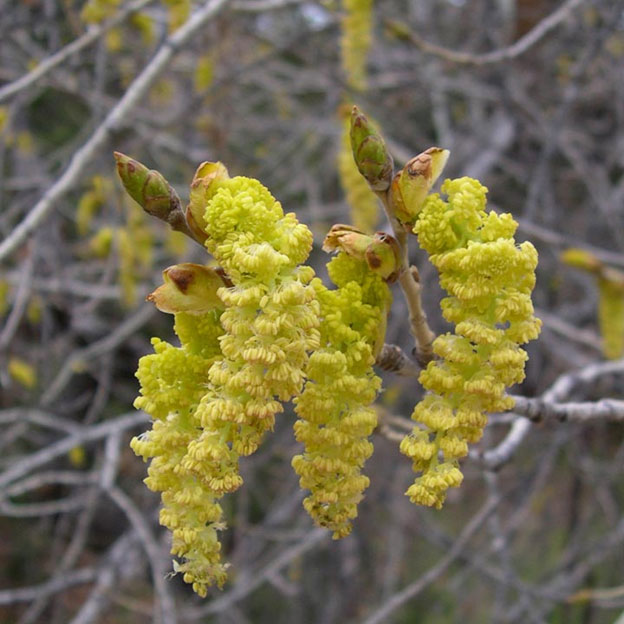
(146, 263, 228, 314)
(560, 248, 603, 274)
(350, 106, 394, 192)
(114, 152, 181, 220)
(323, 224, 401, 282)
(390, 147, 450, 225)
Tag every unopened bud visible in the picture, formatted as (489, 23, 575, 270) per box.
(146, 263, 228, 314)
(187, 161, 230, 244)
(350, 106, 394, 192)
(390, 147, 450, 225)
(323, 224, 401, 282)
(365, 231, 402, 283)
(560, 248, 603, 274)
(323, 224, 372, 256)
(114, 152, 181, 220)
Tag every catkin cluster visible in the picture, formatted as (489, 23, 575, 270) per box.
(132, 167, 321, 595)
(293, 253, 390, 537)
(401, 177, 541, 508)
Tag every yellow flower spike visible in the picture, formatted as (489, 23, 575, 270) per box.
(402, 176, 540, 508)
(560, 247, 603, 273)
(0, 280, 10, 316)
(126, 164, 321, 594)
(598, 276, 624, 359)
(293, 252, 390, 538)
(390, 147, 450, 227)
(146, 263, 228, 315)
(340, 0, 374, 91)
(561, 248, 624, 359)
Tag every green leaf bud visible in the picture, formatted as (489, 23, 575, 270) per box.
(114, 152, 195, 239)
(350, 106, 394, 192)
(114, 152, 181, 220)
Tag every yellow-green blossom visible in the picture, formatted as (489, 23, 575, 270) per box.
(293, 252, 390, 537)
(183, 170, 320, 465)
(401, 177, 541, 508)
(131, 310, 227, 595)
(129, 165, 320, 595)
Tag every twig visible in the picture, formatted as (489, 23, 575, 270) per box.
(475, 358, 624, 469)
(377, 190, 436, 364)
(231, 0, 303, 11)
(0, 568, 97, 605)
(185, 528, 329, 618)
(0, 245, 34, 350)
(0, 0, 229, 262)
(359, 495, 500, 624)
(0, 0, 155, 103)
(386, 0, 584, 66)
(41, 303, 155, 406)
(397, 266, 436, 365)
(106, 485, 176, 624)
(0, 411, 148, 490)
(512, 396, 624, 424)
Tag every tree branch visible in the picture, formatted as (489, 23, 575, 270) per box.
(0, 0, 229, 262)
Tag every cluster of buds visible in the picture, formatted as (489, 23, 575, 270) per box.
(349, 106, 450, 230)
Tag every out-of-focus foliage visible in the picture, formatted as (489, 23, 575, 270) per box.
(1, 0, 624, 622)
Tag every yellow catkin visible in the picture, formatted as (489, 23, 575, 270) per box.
(341, 0, 374, 91)
(77, 176, 111, 236)
(0, 280, 9, 316)
(132, 166, 320, 596)
(194, 54, 215, 92)
(293, 253, 390, 538)
(598, 278, 624, 359)
(132, 311, 228, 595)
(402, 177, 541, 508)
(8, 357, 37, 389)
(164, 0, 191, 32)
(81, 0, 122, 23)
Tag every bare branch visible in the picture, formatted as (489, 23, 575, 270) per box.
(386, 0, 584, 66)
(0, 0, 155, 103)
(0, 568, 97, 606)
(0, 0, 229, 262)
(359, 495, 501, 624)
